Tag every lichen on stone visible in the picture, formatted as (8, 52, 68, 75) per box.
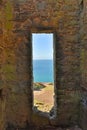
(5, 1, 13, 30)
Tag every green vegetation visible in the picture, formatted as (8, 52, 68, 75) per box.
(33, 83, 45, 91)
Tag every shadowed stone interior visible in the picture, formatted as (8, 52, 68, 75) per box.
(0, 0, 87, 130)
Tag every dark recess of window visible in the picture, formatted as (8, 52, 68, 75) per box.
(80, 0, 84, 14)
(0, 89, 3, 100)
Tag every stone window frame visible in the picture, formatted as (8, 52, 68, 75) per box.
(30, 28, 57, 118)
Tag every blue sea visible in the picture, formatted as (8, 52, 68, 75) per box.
(33, 60, 54, 83)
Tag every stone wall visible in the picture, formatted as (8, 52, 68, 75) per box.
(0, 0, 87, 130)
(79, 0, 87, 130)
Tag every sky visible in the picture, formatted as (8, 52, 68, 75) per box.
(32, 33, 53, 60)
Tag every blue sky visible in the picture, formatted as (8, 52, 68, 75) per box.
(32, 33, 53, 60)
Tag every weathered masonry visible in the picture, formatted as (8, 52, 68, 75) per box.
(0, 0, 87, 130)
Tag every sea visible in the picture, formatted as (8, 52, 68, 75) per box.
(33, 60, 54, 83)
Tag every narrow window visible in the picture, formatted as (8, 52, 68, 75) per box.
(32, 33, 54, 115)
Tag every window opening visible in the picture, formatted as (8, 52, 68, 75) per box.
(32, 33, 54, 115)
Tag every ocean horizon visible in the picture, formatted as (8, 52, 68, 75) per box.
(33, 59, 54, 83)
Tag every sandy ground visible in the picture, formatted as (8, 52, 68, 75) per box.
(34, 83, 54, 112)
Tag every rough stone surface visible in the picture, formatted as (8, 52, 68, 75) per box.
(0, 0, 86, 130)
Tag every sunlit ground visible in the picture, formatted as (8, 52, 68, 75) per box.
(33, 83, 54, 112)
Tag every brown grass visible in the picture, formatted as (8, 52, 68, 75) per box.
(34, 83, 54, 112)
